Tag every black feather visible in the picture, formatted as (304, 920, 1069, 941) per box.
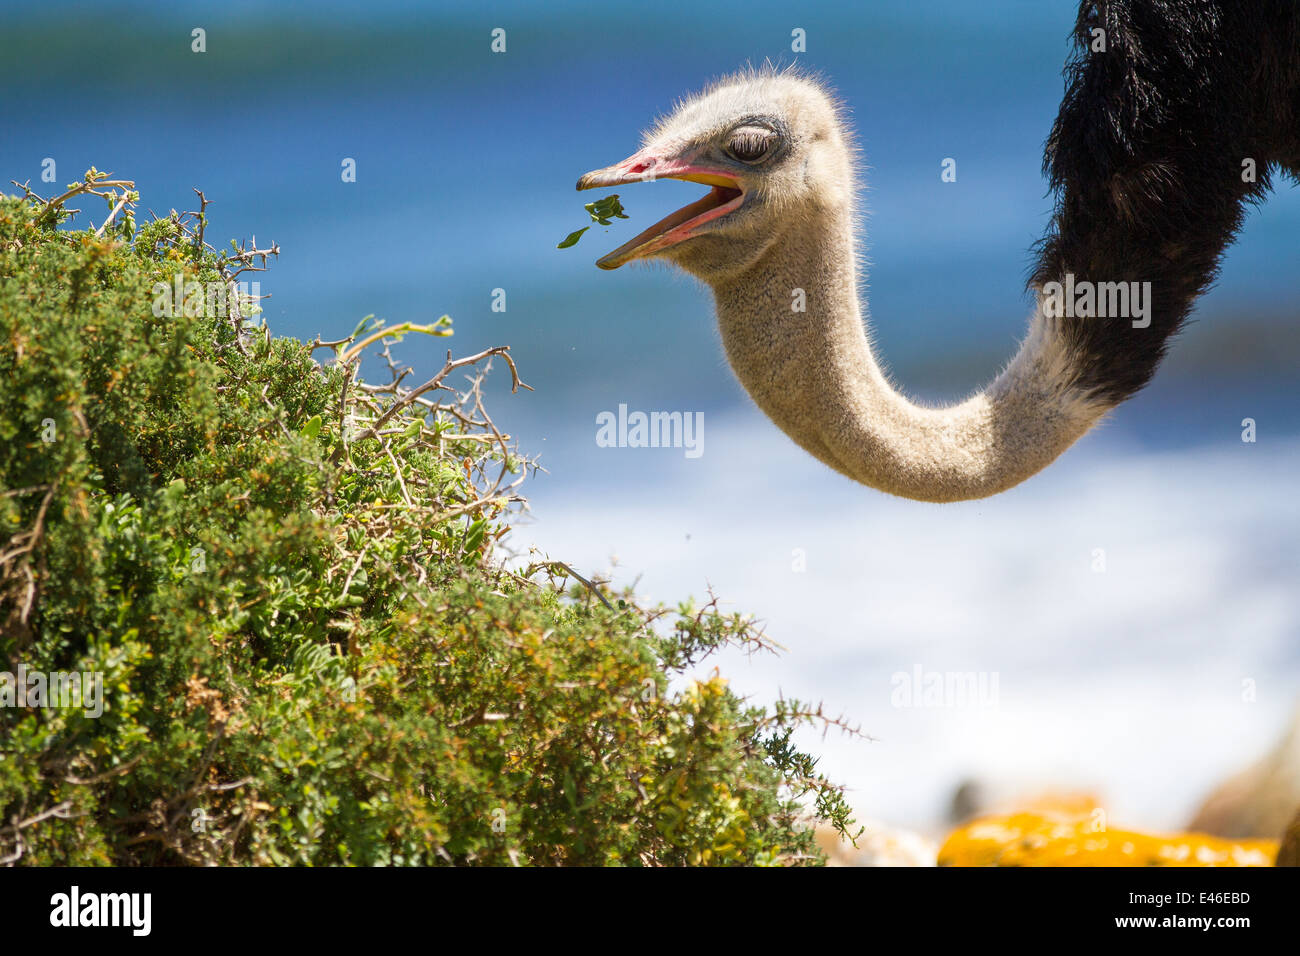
(1031, 0, 1300, 405)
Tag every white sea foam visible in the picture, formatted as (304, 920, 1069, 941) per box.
(510, 410, 1300, 835)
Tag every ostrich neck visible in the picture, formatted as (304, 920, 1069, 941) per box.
(710, 211, 1103, 502)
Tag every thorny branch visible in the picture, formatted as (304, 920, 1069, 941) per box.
(10, 173, 136, 225)
(0, 800, 80, 865)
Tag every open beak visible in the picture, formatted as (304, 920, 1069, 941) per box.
(576, 148, 744, 269)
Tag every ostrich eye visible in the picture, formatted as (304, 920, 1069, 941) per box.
(725, 126, 778, 163)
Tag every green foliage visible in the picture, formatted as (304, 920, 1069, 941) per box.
(0, 174, 857, 865)
(557, 193, 629, 248)
(556, 227, 589, 249)
(584, 194, 629, 226)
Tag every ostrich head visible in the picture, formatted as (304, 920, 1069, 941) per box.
(571, 64, 1228, 502)
(577, 71, 854, 281)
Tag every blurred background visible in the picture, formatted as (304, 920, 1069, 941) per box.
(3, 0, 1297, 840)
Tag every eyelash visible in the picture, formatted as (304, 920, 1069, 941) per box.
(729, 133, 772, 160)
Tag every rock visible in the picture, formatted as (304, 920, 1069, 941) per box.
(939, 810, 1277, 867)
(1276, 806, 1300, 867)
(816, 821, 937, 867)
(1189, 705, 1300, 839)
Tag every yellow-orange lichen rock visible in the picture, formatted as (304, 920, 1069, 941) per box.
(939, 811, 1278, 867)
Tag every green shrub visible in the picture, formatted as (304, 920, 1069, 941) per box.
(0, 171, 859, 865)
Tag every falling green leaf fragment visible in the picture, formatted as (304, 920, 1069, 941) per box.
(559, 194, 630, 249)
(584, 195, 629, 222)
(557, 227, 589, 249)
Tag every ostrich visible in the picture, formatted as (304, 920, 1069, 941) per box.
(577, 2, 1300, 503)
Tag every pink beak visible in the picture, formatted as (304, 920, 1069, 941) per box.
(576, 147, 744, 269)
(576, 148, 737, 191)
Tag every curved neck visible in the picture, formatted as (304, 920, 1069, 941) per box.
(710, 211, 1106, 502)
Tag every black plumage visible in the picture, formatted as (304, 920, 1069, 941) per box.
(1033, 0, 1300, 406)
